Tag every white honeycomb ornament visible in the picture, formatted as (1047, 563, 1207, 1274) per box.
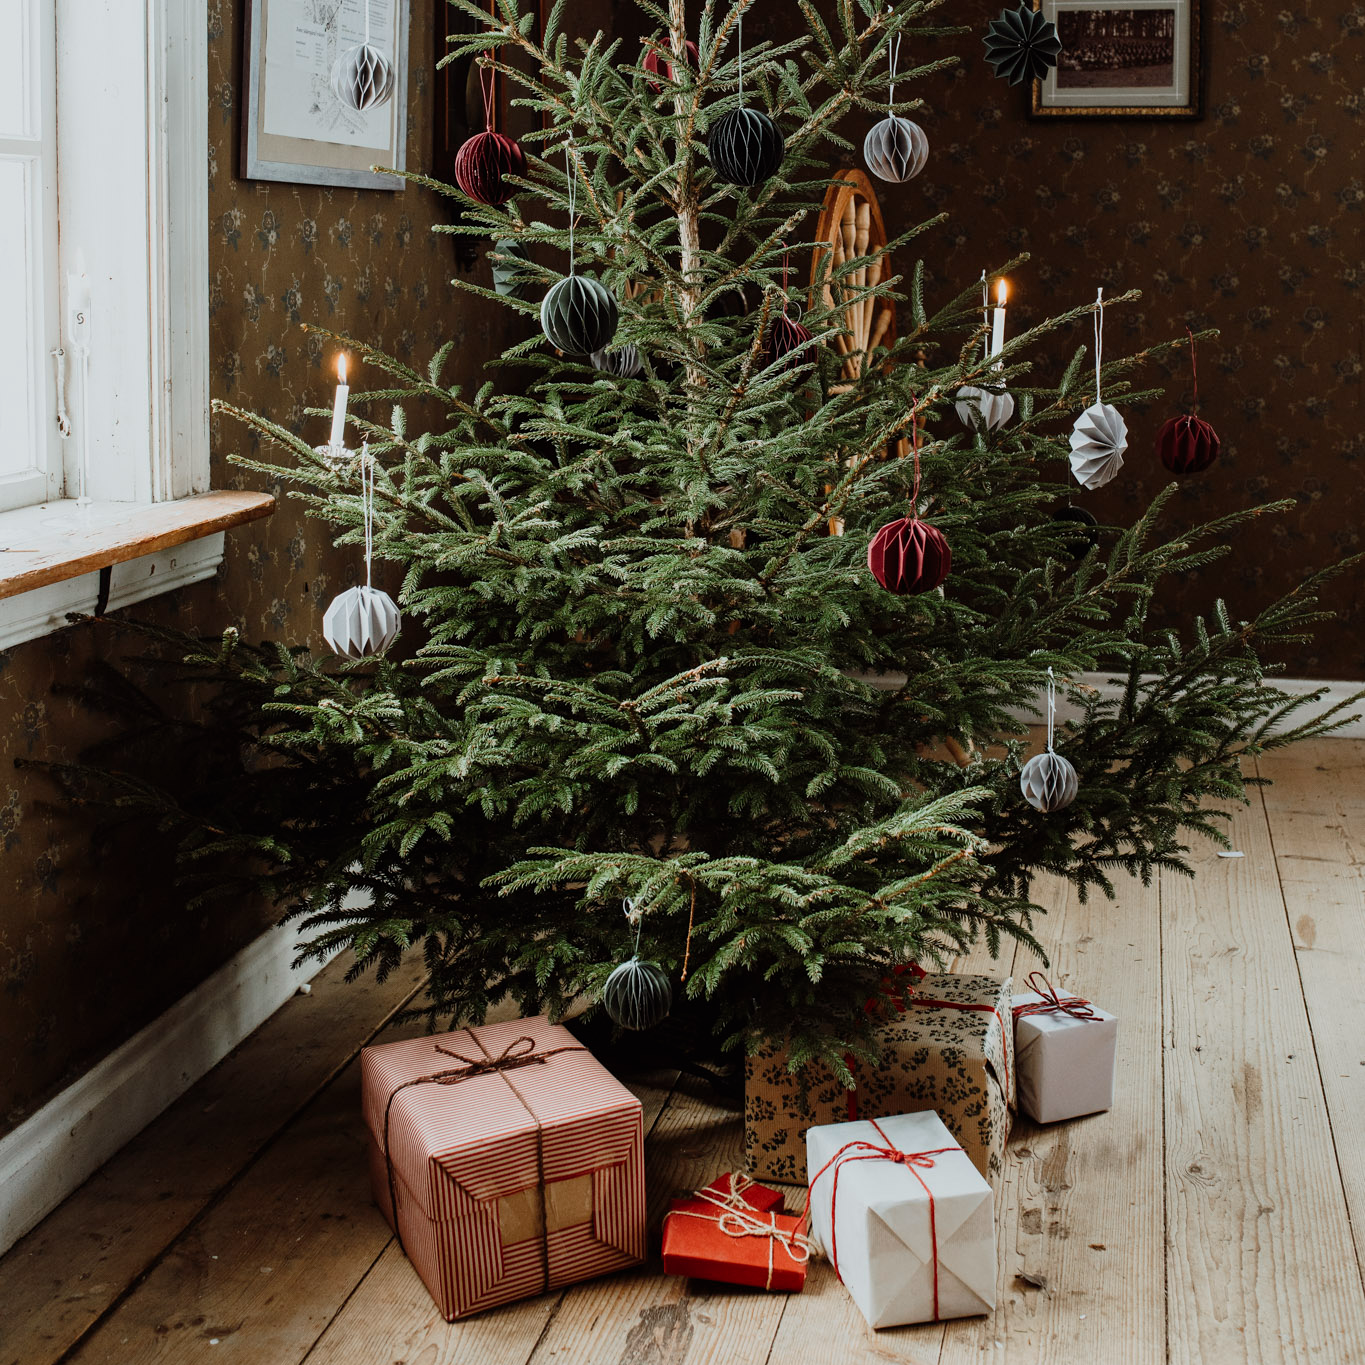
(1069, 288, 1127, 490)
(323, 585, 401, 659)
(955, 385, 1015, 432)
(330, 43, 395, 112)
(1021, 667, 1079, 814)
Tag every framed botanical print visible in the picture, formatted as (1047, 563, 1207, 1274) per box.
(242, 0, 411, 189)
(1030, 0, 1202, 119)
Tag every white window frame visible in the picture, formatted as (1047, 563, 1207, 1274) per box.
(0, 0, 250, 651)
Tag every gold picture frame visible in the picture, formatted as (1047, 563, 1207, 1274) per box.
(1030, 0, 1202, 119)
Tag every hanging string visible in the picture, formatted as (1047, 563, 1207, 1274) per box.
(1185, 324, 1199, 408)
(979, 270, 990, 362)
(1045, 666, 1057, 753)
(363, 0, 371, 47)
(737, 4, 745, 101)
(887, 8, 901, 117)
(480, 63, 496, 132)
(564, 141, 578, 274)
(360, 442, 375, 590)
(909, 393, 922, 514)
(1093, 286, 1104, 403)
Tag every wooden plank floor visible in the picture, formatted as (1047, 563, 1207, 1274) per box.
(3, 740, 1364, 1365)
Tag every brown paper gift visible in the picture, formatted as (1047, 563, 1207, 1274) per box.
(361, 1015, 645, 1320)
(744, 973, 1014, 1186)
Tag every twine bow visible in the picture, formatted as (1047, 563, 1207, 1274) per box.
(806, 1119, 956, 1319)
(380, 1034, 587, 1282)
(668, 1179, 812, 1290)
(1011, 970, 1099, 1023)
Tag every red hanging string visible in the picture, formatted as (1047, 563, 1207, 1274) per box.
(480, 63, 496, 132)
(1185, 325, 1199, 408)
(909, 394, 921, 514)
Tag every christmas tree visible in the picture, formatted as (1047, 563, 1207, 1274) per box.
(106, 0, 1356, 1074)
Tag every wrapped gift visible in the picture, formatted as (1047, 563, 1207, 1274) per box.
(745, 973, 1014, 1186)
(662, 1172, 809, 1291)
(361, 1015, 645, 1320)
(806, 1111, 995, 1328)
(1011, 971, 1118, 1123)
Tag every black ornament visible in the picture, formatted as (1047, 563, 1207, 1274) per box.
(1053, 505, 1099, 561)
(540, 275, 620, 355)
(983, 3, 1063, 86)
(707, 107, 784, 187)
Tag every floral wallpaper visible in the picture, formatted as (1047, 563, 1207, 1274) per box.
(0, 0, 1360, 1135)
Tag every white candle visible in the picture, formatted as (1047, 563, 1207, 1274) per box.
(329, 354, 350, 449)
(990, 279, 1007, 364)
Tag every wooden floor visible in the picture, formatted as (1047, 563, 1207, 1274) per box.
(3, 740, 1365, 1365)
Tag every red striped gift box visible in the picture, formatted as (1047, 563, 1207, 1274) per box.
(362, 1015, 645, 1320)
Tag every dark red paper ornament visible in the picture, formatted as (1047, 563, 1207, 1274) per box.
(642, 37, 699, 91)
(867, 401, 952, 595)
(1157, 328, 1221, 475)
(453, 66, 525, 207)
(764, 244, 815, 368)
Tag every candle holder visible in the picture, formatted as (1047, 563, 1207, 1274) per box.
(315, 440, 353, 466)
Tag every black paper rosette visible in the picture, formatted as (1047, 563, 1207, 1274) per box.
(983, 3, 1063, 86)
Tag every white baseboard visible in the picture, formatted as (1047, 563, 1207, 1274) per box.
(0, 925, 332, 1256)
(851, 672, 1365, 740)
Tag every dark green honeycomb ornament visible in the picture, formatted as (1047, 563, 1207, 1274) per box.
(540, 274, 619, 355)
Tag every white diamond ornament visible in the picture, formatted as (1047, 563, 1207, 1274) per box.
(323, 585, 400, 659)
(1020, 751, 1078, 812)
(1068, 401, 1128, 490)
(330, 43, 395, 112)
(955, 386, 1015, 432)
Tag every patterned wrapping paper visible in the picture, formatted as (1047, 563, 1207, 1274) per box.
(361, 1015, 645, 1321)
(744, 973, 1014, 1186)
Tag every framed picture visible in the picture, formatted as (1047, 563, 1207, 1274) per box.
(242, 0, 411, 189)
(1030, 0, 1202, 119)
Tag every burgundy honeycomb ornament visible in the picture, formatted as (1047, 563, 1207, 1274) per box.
(642, 37, 699, 91)
(764, 245, 815, 368)
(453, 67, 525, 207)
(867, 405, 951, 596)
(1157, 329, 1221, 475)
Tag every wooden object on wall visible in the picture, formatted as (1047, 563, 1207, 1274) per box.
(809, 168, 896, 394)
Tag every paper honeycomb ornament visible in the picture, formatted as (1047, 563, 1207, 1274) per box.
(591, 343, 644, 379)
(863, 115, 929, 183)
(323, 585, 401, 660)
(1020, 751, 1079, 813)
(642, 37, 699, 90)
(490, 239, 530, 299)
(766, 311, 815, 368)
(707, 107, 785, 187)
(1157, 413, 1220, 475)
(330, 43, 395, 111)
(541, 275, 620, 355)
(983, 3, 1063, 86)
(601, 957, 673, 1030)
(955, 385, 1015, 432)
(868, 516, 951, 596)
(454, 130, 525, 207)
(1069, 401, 1128, 490)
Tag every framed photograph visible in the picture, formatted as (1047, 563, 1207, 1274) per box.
(242, 0, 411, 189)
(1030, 0, 1202, 119)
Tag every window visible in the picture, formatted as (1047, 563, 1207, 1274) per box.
(0, 0, 273, 648)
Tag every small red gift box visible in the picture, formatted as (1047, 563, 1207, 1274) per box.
(661, 1172, 810, 1291)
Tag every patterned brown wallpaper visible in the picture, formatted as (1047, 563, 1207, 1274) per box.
(0, 0, 1360, 1133)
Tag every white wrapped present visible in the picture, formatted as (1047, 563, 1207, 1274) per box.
(805, 1111, 994, 1329)
(1011, 972, 1118, 1124)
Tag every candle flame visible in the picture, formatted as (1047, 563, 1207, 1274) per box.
(337, 353, 348, 384)
(996, 280, 1008, 306)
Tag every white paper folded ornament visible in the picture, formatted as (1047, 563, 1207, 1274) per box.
(1012, 985, 1118, 1124)
(1068, 400, 1127, 489)
(806, 1111, 995, 1329)
(323, 585, 401, 659)
(330, 43, 395, 111)
(955, 385, 1015, 432)
(1020, 750, 1078, 812)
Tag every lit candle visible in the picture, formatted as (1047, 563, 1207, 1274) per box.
(329, 353, 349, 449)
(990, 279, 1007, 365)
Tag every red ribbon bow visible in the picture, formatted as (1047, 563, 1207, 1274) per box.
(1011, 971, 1099, 1023)
(806, 1119, 957, 1320)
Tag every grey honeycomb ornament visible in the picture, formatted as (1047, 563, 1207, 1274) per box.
(330, 43, 395, 112)
(1021, 751, 1079, 812)
(541, 274, 620, 355)
(983, 3, 1063, 86)
(864, 115, 929, 183)
(955, 385, 1015, 432)
(591, 343, 644, 379)
(601, 899, 672, 1030)
(322, 585, 400, 659)
(490, 239, 530, 299)
(1069, 401, 1127, 489)
(707, 107, 785, 187)
(1021, 667, 1078, 812)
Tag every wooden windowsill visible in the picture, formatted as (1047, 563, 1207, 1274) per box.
(0, 491, 275, 603)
